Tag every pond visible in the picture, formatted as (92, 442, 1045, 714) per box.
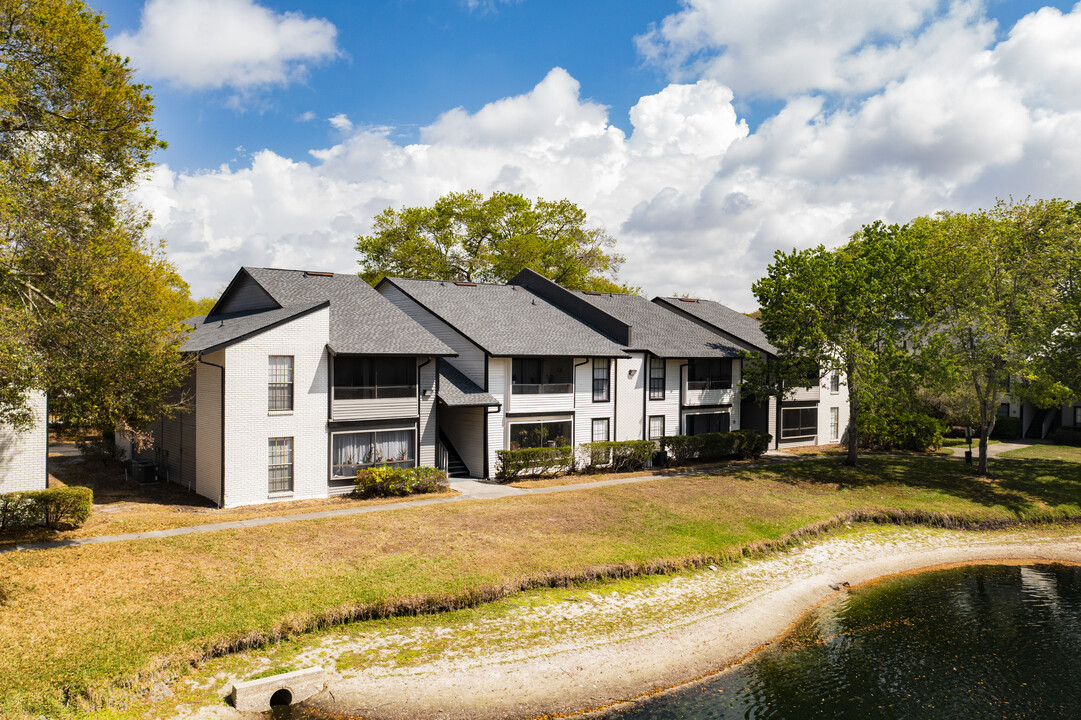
(267, 563, 1081, 720)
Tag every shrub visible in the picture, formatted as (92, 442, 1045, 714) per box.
(579, 440, 655, 473)
(990, 416, 1022, 440)
(0, 486, 93, 531)
(659, 429, 772, 465)
(1049, 427, 1081, 447)
(859, 411, 946, 452)
(353, 466, 449, 499)
(495, 446, 575, 482)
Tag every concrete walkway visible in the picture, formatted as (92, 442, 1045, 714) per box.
(2, 459, 804, 554)
(947, 441, 1036, 460)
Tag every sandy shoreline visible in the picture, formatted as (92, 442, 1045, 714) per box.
(174, 526, 1081, 720)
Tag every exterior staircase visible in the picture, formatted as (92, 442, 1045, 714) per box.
(438, 431, 471, 478)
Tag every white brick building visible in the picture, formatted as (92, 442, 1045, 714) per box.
(0, 391, 48, 494)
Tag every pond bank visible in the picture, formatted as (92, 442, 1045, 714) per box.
(175, 525, 1081, 720)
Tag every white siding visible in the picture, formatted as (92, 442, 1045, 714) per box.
(574, 358, 616, 449)
(221, 307, 331, 508)
(379, 283, 486, 385)
(419, 358, 437, 466)
(818, 371, 849, 446)
(786, 384, 821, 402)
(487, 357, 508, 477)
(614, 353, 646, 441)
(506, 390, 575, 414)
(0, 391, 47, 493)
(195, 350, 224, 505)
(442, 406, 486, 478)
(643, 358, 680, 438)
(332, 396, 417, 422)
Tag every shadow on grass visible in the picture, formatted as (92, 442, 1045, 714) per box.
(745, 455, 1081, 516)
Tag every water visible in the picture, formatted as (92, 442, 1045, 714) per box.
(267, 563, 1081, 720)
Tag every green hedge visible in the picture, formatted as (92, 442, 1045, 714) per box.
(579, 440, 655, 472)
(1049, 427, 1081, 447)
(859, 411, 946, 451)
(495, 446, 575, 482)
(990, 416, 1022, 440)
(0, 486, 93, 531)
(353, 466, 449, 498)
(660, 429, 772, 464)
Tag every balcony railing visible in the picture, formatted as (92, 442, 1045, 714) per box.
(333, 384, 417, 400)
(511, 382, 574, 395)
(687, 379, 731, 391)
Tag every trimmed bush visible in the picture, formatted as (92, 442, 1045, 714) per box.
(353, 466, 449, 499)
(659, 429, 772, 465)
(495, 446, 575, 482)
(990, 416, 1022, 440)
(579, 440, 655, 473)
(859, 411, 946, 452)
(1049, 427, 1081, 447)
(0, 486, 93, 531)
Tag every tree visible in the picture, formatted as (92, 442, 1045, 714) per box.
(0, 0, 190, 439)
(356, 190, 636, 292)
(915, 198, 1081, 475)
(751, 222, 928, 465)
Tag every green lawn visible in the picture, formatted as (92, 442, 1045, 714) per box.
(941, 437, 1000, 447)
(999, 444, 1081, 462)
(3, 454, 1081, 717)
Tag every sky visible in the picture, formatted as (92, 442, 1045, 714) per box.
(95, 0, 1081, 309)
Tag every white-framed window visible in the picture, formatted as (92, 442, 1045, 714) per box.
(268, 437, 294, 493)
(830, 371, 840, 394)
(649, 415, 665, 440)
(830, 407, 839, 440)
(269, 356, 294, 411)
(331, 428, 416, 478)
(509, 418, 573, 449)
(781, 407, 817, 440)
(592, 418, 610, 443)
(649, 357, 666, 400)
(593, 358, 610, 402)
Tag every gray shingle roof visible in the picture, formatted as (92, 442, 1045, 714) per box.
(438, 360, 500, 407)
(241, 268, 455, 356)
(181, 302, 328, 353)
(653, 297, 778, 356)
(382, 278, 629, 357)
(569, 291, 742, 358)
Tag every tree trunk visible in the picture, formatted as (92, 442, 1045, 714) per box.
(977, 421, 990, 476)
(845, 357, 858, 467)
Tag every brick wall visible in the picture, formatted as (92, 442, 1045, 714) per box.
(0, 391, 48, 493)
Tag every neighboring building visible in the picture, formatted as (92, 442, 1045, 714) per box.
(0, 391, 48, 494)
(139, 267, 454, 508)
(652, 296, 849, 449)
(997, 396, 1079, 440)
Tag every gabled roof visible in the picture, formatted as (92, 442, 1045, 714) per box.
(653, 296, 778, 356)
(438, 360, 500, 407)
(509, 269, 740, 359)
(379, 277, 628, 358)
(182, 302, 328, 354)
(196, 267, 455, 356)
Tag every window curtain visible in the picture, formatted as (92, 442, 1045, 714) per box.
(375, 430, 413, 463)
(333, 432, 372, 476)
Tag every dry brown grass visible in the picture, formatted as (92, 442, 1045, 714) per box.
(3, 454, 1081, 716)
(506, 457, 787, 488)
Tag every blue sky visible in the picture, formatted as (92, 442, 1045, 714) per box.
(98, 0, 1081, 306)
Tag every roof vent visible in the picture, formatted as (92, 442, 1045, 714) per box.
(303, 271, 333, 278)
(583, 291, 602, 296)
(679, 297, 698, 302)
(453, 281, 477, 287)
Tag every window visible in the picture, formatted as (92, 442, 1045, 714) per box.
(333, 356, 417, 400)
(685, 412, 730, 436)
(649, 415, 665, 440)
(781, 407, 818, 440)
(998, 403, 1011, 418)
(512, 357, 573, 394)
(1074, 406, 1081, 427)
(331, 429, 415, 478)
(509, 420, 572, 449)
(268, 437, 294, 493)
(687, 358, 732, 390)
(268, 356, 294, 411)
(830, 371, 840, 394)
(830, 407, 839, 440)
(592, 358, 610, 402)
(592, 418, 610, 443)
(649, 357, 666, 400)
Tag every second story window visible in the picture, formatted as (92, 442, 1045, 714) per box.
(649, 357, 666, 400)
(268, 356, 294, 411)
(592, 358, 610, 402)
(333, 356, 417, 400)
(512, 357, 573, 395)
(830, 371, 840, 394)
(687, 358, 732, 391)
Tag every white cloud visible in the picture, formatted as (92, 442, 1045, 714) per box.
(994, 4, 1081, 111)
(139, 3, 1081, 310)
(328, 114, 353, 132)
(296, 111, 317, 123)
(114, 0, 338, 90)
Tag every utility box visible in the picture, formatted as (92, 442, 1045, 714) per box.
(132, 459, 158, 484)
